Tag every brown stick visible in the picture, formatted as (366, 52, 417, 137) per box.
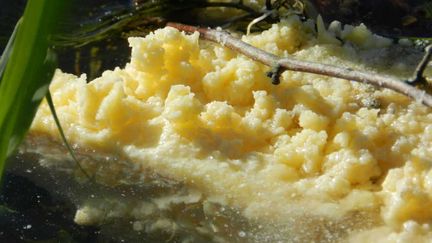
(167, 22, 432, 108)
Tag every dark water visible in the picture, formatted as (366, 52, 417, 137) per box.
(0, 172, 100, 242)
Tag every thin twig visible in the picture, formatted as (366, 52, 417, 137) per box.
(167, 22, 432, 107)
(247, 11, 274, 35)
(407, 44, 432, 85)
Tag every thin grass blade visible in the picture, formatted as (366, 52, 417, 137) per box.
(0, 19, 21, 82)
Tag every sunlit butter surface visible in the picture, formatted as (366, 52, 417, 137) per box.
(30, 16, 432, 242)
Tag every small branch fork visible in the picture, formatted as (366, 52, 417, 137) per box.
(167, 22, 432, 108)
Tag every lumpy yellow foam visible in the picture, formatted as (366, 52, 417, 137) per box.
(31, 16, 432, 241)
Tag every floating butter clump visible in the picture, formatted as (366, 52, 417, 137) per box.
(31, 17, 432, 242)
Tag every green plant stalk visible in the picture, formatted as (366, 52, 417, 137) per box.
(46, 91, 92, 181)
(0, 0, 65, 181)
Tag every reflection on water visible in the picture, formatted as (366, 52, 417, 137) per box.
(4, 136, 261, 242)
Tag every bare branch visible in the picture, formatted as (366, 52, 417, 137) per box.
(167, 22, 432, 108)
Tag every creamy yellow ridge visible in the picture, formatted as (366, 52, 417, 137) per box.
(30, 16, 432, 241)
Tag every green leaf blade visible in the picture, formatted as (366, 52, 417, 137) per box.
(0, 0, 66, 181)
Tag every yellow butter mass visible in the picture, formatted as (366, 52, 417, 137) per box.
(31, 17, 432, 242)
